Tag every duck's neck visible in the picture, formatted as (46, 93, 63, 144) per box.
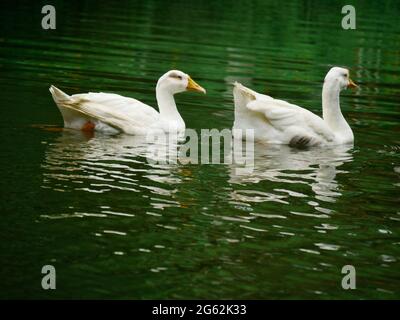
(156, 87, 184, 126)
(322, 81, 352, 136)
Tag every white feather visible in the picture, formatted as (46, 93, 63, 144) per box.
(232, 67, 355, 147)
(49, 70, 205, 135)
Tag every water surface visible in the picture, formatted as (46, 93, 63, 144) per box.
(0, 0, 399, 299)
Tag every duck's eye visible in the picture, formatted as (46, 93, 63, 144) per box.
(343, 73, 348, 77)
(170, 74, 182, 80)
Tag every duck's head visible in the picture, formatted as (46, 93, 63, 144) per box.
(324, 67, 358, 91)
(157, 70, 206, 95)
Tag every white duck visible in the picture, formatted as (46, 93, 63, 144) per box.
(232, 67, 358, 147)
(49, 70, 206, 135)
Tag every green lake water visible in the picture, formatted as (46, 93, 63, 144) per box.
(0, 0, 399, 299)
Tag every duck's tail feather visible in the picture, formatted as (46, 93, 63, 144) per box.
(233, 82, 257, 99)
(232, 82, 257, 112)
(49, 85, 70, 102)
(49, 85, 91, 130)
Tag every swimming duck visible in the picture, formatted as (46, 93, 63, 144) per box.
(232, 67, 357, 147)
(49, 70, 206, 135)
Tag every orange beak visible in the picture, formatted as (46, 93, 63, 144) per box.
(347, 78, 358, 89)
(186, 77, 206, 94)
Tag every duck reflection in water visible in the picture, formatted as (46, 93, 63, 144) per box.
(41, 128, 354, 210)
(227, 142, 354, 205)
(41, 129, 188, 196)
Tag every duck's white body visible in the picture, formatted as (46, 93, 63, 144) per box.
(233, 67, 357, 147)
(49, 70, 205, 135)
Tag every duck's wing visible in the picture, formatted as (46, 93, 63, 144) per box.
(233, 83, 335, 146)
(248, 99, 335, 145)
(50, 86, 159, 134)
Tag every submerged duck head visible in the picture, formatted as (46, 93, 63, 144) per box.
(157, 70, 206, 95)
(324, 67, 358, 91)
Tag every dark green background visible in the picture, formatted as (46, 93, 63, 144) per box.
(0, 0, 399, 299)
